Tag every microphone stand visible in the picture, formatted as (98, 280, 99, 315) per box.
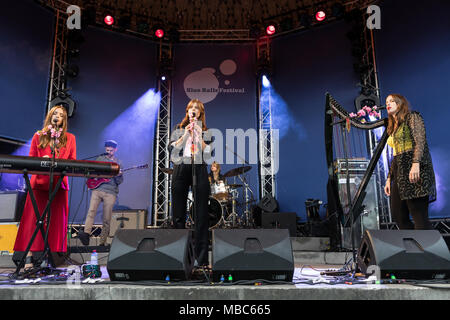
(190, 117, 197, 235)
(81, 153, 107, 160)
(38, 124, 59, 270)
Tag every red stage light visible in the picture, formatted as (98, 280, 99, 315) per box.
(266, 25, 276, 35)
(104, 15, 114, 25)
(155, 29, 164, 38)
(315, 11, 326, 22)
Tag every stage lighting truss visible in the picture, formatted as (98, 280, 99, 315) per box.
(347, 8, 391, 225)
(256, 37, 276, 199)
(153, 42, 173, 227)
(46, 7, 70, 113)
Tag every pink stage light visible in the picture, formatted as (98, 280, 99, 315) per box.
(155, 29, 164, 38)
(315, 11, 326, 22)
(104, 15, 114, 25)
(266, 25, 276, 35)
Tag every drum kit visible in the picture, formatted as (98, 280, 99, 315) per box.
(162, 165, 256, 229)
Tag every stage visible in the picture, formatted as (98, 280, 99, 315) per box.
(1, 265, 450, 301)
(1, 238, 450, 301)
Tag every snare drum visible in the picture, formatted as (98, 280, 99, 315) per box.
(210, 180, 230, 201)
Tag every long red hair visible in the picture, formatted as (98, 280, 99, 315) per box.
(177, 99, 207, 131)
(386, 94, 410, 135)
(38, 106, 68, 148)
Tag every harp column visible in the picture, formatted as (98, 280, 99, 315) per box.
(256, 36, 276, 199)
(152, 42, 173, 226)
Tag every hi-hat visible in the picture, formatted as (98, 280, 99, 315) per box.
(223, 166, 251, 177)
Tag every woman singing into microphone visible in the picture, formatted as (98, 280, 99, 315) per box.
(170, 99, 211, 268)
(14, 105, 76, 271)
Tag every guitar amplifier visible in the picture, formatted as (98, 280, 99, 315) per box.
(0, 191, 27, 222)
(107, 209, 148, 244)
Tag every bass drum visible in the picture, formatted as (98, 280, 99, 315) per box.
(189, 196, 224, 229)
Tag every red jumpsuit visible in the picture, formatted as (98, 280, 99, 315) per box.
(14, 132, 76, 253)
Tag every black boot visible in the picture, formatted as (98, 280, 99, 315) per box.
(78, 231, 90, 246)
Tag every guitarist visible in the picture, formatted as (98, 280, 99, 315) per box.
(78, 140, 123, 246)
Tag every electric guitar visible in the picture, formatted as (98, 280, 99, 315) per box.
(86, 163, 149, 189)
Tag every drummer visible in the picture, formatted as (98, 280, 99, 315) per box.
(208, 161, 224, 185)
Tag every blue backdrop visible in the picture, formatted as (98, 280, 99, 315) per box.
(272, 20, 361, 221)
(0, 0, 53, 140)
(67, 27, 157, 224)
(376, 0, 450, 218)
(171, 43, 259, 215)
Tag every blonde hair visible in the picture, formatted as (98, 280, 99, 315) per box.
(38, 105, 68, 148)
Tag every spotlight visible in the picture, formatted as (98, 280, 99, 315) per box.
(50, 92, 76, 118)
(64, 64, 79, 78)
(104, 15, 114, 26)
(354, 88, 380, 112)
(137, 20, 150, 34)
(266, 24, 276, 35)
(155, 28, 164, 38)
(161, 75, 166, 81)
(262, 75, 271, 88)
(315, 10, 326, 22)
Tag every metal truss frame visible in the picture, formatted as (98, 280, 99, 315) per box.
(152, 42, 173, 227)
(256, 37, 276, 199)
(46, 7, 69, 113)
(352, 9, 392, 226)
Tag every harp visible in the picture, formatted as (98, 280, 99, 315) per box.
(324, 93, 388, 230)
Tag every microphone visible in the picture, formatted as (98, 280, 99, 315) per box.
(189, 110, 197, 121)
(376, 105, 387, 110)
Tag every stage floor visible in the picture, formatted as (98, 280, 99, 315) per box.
(1, 263, 449, 301)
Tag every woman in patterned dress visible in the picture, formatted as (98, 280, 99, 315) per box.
(383, 94, 436, 229)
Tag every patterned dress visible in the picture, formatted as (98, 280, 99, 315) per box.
(387, 111, 436, 202)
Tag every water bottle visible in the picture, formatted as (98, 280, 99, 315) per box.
(90, 250, 98, 265)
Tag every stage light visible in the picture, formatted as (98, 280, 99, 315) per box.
(331, 3, 345, 18)
(50, 93, 76, 118)
(104, 15, 114, 26)
(161, 76, 166, 81)
(299, 13, 311, 28)
(266, 25, 276, 35)
(315, 10, 326, 22)
(155, 29, 164, 38)
(262, 75, 271, 88)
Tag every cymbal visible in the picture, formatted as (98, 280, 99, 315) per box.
(228, 184, 243, 188)
(223, 166, 251, 177)
(161, 168, 173, 174)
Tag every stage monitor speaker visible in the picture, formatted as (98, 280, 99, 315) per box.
(357, 230, 450, 280)
(0, 191, 26, 222)
(261, 212, 297, 237)
(107, 209, 147, 243)
(107, 229, 195, 281)
(212, 229, 294, 282)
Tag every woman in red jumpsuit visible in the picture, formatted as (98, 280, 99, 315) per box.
(14, 105, 76, 270)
